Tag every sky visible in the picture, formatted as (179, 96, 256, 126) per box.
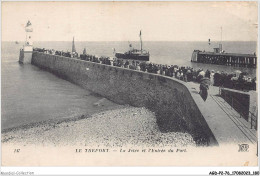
(1, 1, 258, 41)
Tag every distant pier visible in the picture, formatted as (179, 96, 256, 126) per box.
(191, 50, 257, 68)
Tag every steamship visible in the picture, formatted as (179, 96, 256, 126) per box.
(115, 30, 150, 61)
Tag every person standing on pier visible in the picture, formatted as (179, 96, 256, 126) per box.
(210, 70, 215, 85)
(205, 69, 210, 78)
(199, 77, 210, 101)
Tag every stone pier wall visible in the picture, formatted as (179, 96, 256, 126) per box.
(32, 52, 218, 145)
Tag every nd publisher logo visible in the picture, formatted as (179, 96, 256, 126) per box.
(238, 144, 249, 152)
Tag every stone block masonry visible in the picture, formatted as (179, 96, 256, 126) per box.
(32, 52, 218, 146)
(19, 50, 33, 64)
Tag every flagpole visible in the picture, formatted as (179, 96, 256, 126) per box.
(220, 26, 223, 53)
(221, 26, 222, 44)
(72, 36, 74, 53)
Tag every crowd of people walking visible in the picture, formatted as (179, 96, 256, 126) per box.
(33, 47, 78, 58)
(33, 48, 256, 92)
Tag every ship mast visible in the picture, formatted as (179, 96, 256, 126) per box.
(72, 36, 76, 53)
(139, 30, 142, 53)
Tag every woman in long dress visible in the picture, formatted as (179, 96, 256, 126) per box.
(199, 82, 209, 101)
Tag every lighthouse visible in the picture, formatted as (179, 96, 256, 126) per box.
(19, 20, 33, 64)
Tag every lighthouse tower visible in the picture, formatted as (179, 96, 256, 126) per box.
(19, 20, 33, 64)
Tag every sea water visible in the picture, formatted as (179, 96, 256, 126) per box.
(1, 42, 118, 130)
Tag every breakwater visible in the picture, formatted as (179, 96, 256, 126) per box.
(31, 52, 218, 146)
(191, 50, 257, 68)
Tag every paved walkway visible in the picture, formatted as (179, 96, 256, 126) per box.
(185, 82, 257, 146)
